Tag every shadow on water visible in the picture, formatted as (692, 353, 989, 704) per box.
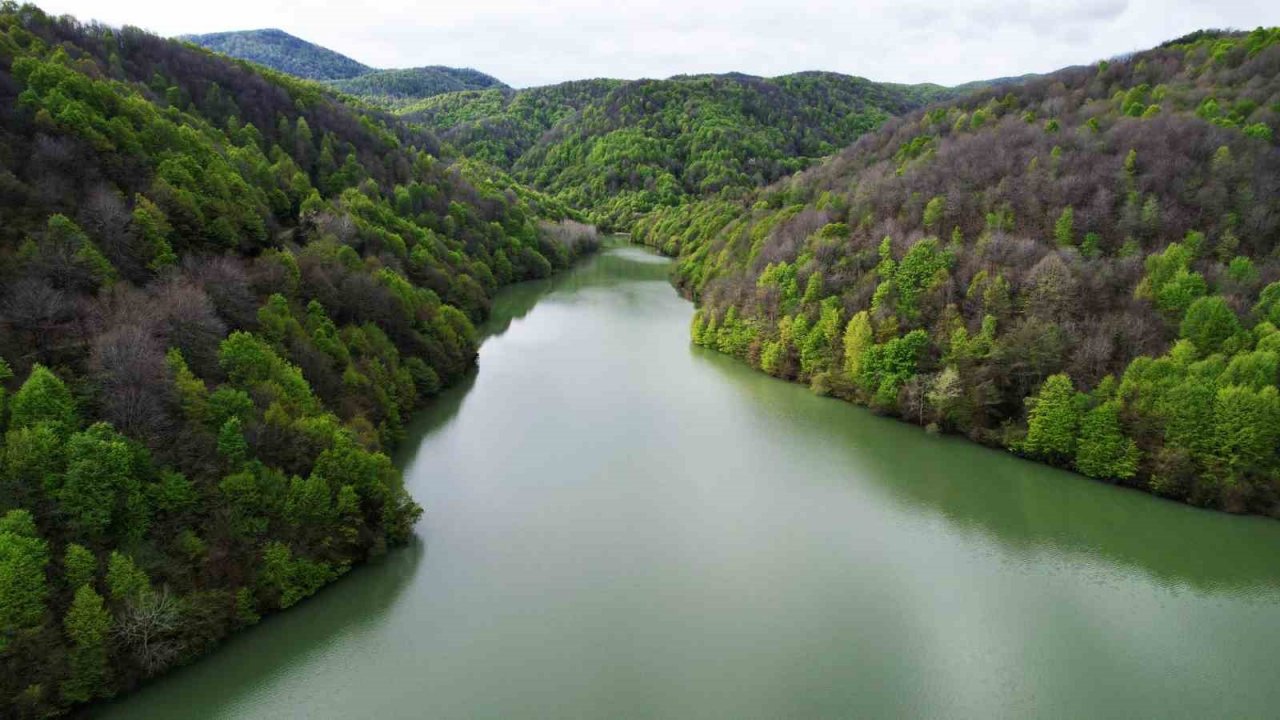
(90, 245, 650, 719)
(688, 342, 1280, 596)
(89, 539, 425, 719)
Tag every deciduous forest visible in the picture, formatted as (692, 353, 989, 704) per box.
(0, 4, 594, 715)
(634, 28, 1280, 514)
(3, 0, 1280, 715)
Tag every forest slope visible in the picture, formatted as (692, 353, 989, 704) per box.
(636, 28, 1280, 515)
(403, 73, 960, 229)
(0, 4, 593, 716)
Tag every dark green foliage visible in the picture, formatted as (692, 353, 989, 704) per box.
(184, 29, 506, 108)
(0, 5, 597, 715)
(182, 29, 371, 80)
(635, 27, 1280, 516)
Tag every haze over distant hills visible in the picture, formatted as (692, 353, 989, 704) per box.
(183, 28, 507, 107)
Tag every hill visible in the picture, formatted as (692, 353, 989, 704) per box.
(405, 72, 960, 229)
(183, 29, 506, 106)
(327, 65, 506, 109)
(635, 28, 1280, 515)
(181, 28, 370, 80)
(0, 5, 593, 716)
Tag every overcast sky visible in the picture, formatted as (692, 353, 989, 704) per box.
(36, 0, 1280, 88)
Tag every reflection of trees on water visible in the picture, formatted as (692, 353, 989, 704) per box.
(690, 344, 1280, 597)
(92, 539, 426, 719)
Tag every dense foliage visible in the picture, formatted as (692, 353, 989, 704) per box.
(405, 73, 958, 230)
(328, 67, 506, 110)
(0, 4, 595, 716)
(636, 28, 1280, 515)
(184, 29, 507, 108)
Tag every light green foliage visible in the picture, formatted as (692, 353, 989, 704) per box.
(61, 423, 148, 542)
(842, 311, 874, 379)
(876, 237, 953, 321)
(9, 365, 77, 433)
(923, 196, 945, 230)
(259, 541, 336, 608)
(859, 329, 929, 398)
(1212, 385, 1280, 479)
(1075, 401, 1139, 479)
(0, 510, 49, 651)
(1252, 281, 1280, 325)
(1023, 374, 1081, 462)
(1227, 256, 1258, 284)
(61, 585, 111, 703)
(1054, 206, 1074, 247)
(105, 551, 151, 602)
(63, 544, 96, 589)
(1140, 241, 1205, 318)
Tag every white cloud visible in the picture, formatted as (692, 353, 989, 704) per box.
(36, 0, 1280, 87)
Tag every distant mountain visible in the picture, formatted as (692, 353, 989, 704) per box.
(182, 29, 506, 104)
(181, 28, 371, 80)
(403, 72, 964, 229)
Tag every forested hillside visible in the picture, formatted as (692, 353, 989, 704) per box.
(184, 29, 507, 108)
(405, 73, 957, 229)
(181, 28, 371, 81)
(636, 29, 1280, 515)
(0, 4, 594, 716)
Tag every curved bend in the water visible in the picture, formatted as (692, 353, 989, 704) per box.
(91, 240, 1280, 720)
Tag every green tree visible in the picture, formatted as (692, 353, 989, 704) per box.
(0, 510, 49, 651)
(9, 364, 77, 432)
(1054, 206, 1074, 247)
(1075, 401, 1139, 479)
(61, 423, 148, 542)
(842, 311, 874, 379)
(1211, 385, 1280, 480)
(63, 543, 97, 589)
(217, 417, 248, 467)
(1023, 374, 1081, 462)
(61, 585, 111, 704)
(1180, 296, 1241, 355)
(923, 195, 945, 230)
(106, 551, 151, 603)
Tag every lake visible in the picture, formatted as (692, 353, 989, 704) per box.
(95, 242, 1280, 719)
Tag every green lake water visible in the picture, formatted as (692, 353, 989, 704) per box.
(95, 243, 1280, 719)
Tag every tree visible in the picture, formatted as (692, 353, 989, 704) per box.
(1180, 296, 1241, 355)
(64, 543, 97, 589)
(8, 364, 77, 432)
(842, 311, 873, 379)
(1023, 374, 1080, 462)
(1054, 206, 1074, 247)
(60, 423, 148, 542)
(0, 510, 49, 651)
(1211, 385, 1280, 481)
(1075, 401, 1139, 479)
(61, 585, 111, 704)
(106, 551, 151, 603)
(926, 366, 964, 426)
(923, 195, 944, 230)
